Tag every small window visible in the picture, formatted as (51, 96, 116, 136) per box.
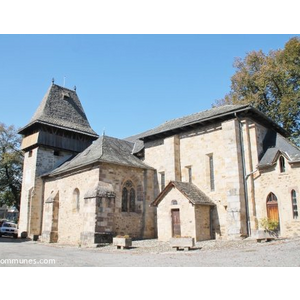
(73, 188, 80, 212)
(171, 200, 178, 206)
(160, 172, 165, 191)
(63, 92, 70, 100)
(267, 192, 278, 203)
(186, 166, 192, 183)
(208, 154, 215, 191)
(28, 150, 33, 158)
(279, 156, 285, 173)
(291, 190, 298, 219)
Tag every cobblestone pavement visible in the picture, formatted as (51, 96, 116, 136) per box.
(1, 236, 300, 267)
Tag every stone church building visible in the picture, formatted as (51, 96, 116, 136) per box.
(18, 83, 300, 245)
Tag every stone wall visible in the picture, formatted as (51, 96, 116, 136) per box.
(40, 190, 59, 243)
(98, 163, 157, 239)
(156, 187, 196, 241)
(195, 205, 211, 241)
(41, 162, 157, 245)
(144, 120, 248, 239)
(19, 145, 74, 237)
(42, 166, 100, 245)
(255, 159, 300, 237)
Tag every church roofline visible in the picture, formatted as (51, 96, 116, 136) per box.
(18, 119, 99, 138)
(42, 135, 154, 178)
(136, 104, 288, 142)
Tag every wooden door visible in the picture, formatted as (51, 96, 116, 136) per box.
(267, 204, 279, 222)
(171, 209, 181, 237)
(266, 192, 280, 223)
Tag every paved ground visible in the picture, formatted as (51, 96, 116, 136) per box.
(1, 236, 300, 267)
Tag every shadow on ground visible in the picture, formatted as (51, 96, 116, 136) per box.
(0, 237, 32, 244)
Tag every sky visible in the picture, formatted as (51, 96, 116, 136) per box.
(0, 34, 299, 139)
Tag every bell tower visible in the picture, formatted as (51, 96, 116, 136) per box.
(18, 82, 98, 238)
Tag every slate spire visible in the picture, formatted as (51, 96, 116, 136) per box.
(19, 83, 98, 138)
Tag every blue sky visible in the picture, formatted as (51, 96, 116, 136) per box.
(0, 34, 298, 139)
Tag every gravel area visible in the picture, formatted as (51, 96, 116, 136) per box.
(1, 236, 300, 267)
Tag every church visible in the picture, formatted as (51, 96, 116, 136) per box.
(18, 82, 300, 245)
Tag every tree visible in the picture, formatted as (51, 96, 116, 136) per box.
(215, 37, 300, 144)
(0, 123, 23, 211)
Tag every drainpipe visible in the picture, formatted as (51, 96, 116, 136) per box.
(235, 113, 251, 237)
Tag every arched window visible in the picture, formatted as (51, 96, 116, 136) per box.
(122, 180, 136, 212)
(73, 188, 80, 212)
(267, 192, 278, 204)
(279, 156, 285, 173)
(291, 190, 298, 219)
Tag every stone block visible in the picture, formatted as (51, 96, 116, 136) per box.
(113, 237, 132, 249)
(170, 237, 195, 250)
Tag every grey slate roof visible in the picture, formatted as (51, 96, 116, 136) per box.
(47, 135, 153, 177)
(126, 105, 253, 153)
(134, 104, 250, 140)
(19, 84, 98, 137)
(152, 181, 215, 207)
(259, 133, 300, 167)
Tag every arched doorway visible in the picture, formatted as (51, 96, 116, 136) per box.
(266, 192, 280, 227)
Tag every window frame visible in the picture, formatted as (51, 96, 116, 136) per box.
(208, 154, 215, 191)
(279, 156, 286, 173)
(121, 180, 136, 213)
(291, 190, 298, 220)
(160, 172, 165, 191)
(186, 166, 192, 183)
(73, 188, 80, 213)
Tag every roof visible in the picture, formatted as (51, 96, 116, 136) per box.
(19, 84, 98, 138)
(126, 104, 288, 153)
(151, 181, 215, 207)
(46, 135, 153, 177)
(259, 132, 300, 168)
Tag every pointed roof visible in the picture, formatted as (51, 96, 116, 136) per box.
(151, 181, 215, 207)
(45, 135, 153, 177)
(19, 84, 98, 137)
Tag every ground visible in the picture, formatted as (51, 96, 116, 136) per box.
(0, 236, 300, 267)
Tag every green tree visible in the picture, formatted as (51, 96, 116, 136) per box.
(215, 37, 300, 143)
(0, 123, 23, 211)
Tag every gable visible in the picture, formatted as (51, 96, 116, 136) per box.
(259, 132, 300, 169)
(152, 181, 215, 207)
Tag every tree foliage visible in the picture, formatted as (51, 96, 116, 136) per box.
(0, 123, 23, 210)
(215, 37, 300, 143)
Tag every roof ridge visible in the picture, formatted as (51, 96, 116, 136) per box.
(163, 104, 249, 124)
(51, 83, 77, 93)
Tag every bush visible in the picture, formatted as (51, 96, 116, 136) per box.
(260, 218, 279, 232)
